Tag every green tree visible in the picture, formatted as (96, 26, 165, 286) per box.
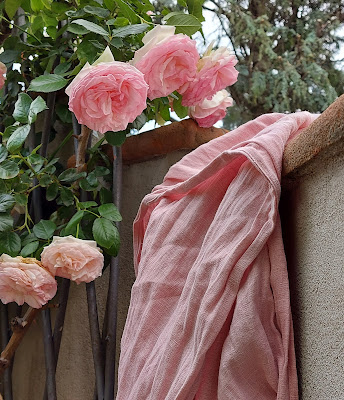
(205, 0, 344, 128)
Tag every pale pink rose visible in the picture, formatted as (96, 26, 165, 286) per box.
(66, 61, 148, 134)
(133, 26, 199, 100)
(41, 236, 104, 284)
(181, 47, 238, 106)
(0, 62, 6, 90)
(0, 254, 57, 308)
(189, 90, 233, 128)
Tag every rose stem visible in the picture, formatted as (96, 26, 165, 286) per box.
(103, 146, 122, 399)
(0, 304, 12, 400)
(76, 125, 105, 399)
(0, 308, 39, 375)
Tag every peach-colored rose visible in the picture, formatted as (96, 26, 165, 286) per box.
(181, 46, 238, 106)
(66, 61, 148, 134)
(0, 254, 57, 308)
(133, 25, 199, 100)
(41, 236, 104, 284)
(0, 62, 6, 90)
(189, 90, 233, 128)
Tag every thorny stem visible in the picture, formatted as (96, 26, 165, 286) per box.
(0, 308, 39, 375)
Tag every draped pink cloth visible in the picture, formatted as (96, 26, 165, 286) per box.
(117, 112, 318, 399)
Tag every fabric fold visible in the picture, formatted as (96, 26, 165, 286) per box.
(117, 112, 318, 399)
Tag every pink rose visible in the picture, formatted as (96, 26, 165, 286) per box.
(66, 61, 148, 134)
(181, 47, 239, 106)
(0, 62, 6, 90)
(0, 254, 57, 308)
(133, 25, 199, 100)
(189, 90, 233, 128)
(41, 236, 104, 284)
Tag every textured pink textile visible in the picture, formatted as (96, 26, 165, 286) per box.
(117, 112, 318, 399)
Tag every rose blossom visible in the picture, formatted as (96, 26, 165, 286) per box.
(0, 62, 6, 90)
(66, 50, 148, 134)
(133, 25, 199, 100)
(181, 46, 239, 106)
(0, 254, 57, 308)
(189, 90, 233, 128)
(41, 236, 104, 284)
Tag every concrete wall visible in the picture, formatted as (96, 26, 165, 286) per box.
(4, 143, 343, 399)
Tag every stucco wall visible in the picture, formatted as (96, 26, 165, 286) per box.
(280, 150, 344, 399)
(4, 141, 343, 399)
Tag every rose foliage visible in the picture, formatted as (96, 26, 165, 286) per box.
(0, 0, 238, 308)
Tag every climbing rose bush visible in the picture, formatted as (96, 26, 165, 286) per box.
(189, 90, 233, 128)
(0, 61, 6, 90)
(181, 46, 239, 106)
(41, 236, 104, 284)
(133, 25, 199, 100)
(66, 55, 148, 134)
(0, 254, 57, 309)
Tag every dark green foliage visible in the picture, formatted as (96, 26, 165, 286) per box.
(206, 0, 344, 128)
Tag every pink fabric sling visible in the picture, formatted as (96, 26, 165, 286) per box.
(117, 112, 318, 399)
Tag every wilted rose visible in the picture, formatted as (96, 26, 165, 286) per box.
(66, 50, 148, 134)
(181, 46, 238, 106)
(41, 236, 104, 284)
(0, 62, 6, 90)
(189, 90, 233, 128)
(133, 25, 199, 100)
(0, 254, 57, 309)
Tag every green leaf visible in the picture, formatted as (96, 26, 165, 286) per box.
(104, 239, 120, 257)
(114, 0, 138, 23)
(79, 172, 98, 191)
(99, 187, 112, 204)
(187, 0, 205, 22)
(173, 94, 188, 119)
(5, 0, 22, 19)
(13, 93, 32, 124)
(28, 74, 69, 93)
(6, 124, 31, 153)
(112, 23, 149, 38)
(165, 12, 202, 36)
(84, 5, 110, 18)
(79, 201, 98, 209)
(94, 166, 110, 177)
(0, 213, 13, 232)
(67, 24, 90, 35)
(20, 241, 39, 257)
(33, 219, 56, 239)
(21, 232, 38, 247)
(54, 62, 72, 75)
(104, 0, 116, 11)
(59, 187, 74, 206)
(0, 231, 21, 256)
(39, 174, 53, 187)
(98, 203, 122, 222)
(30, 0, 44, 12)
(0, 145, 8, 163)
(71, 19, 109, 36)
(0, 160, 20, 179)
(92, 217, 118, 249)
(0, 194, 15, 212)
(104, 131, 126, 146)
(46, 183, 59, 201)
(64, 210, 84, 234)
(28, 96, 48, 124)
(58, 168, 87, 183)
(14, 194, 28, 206)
